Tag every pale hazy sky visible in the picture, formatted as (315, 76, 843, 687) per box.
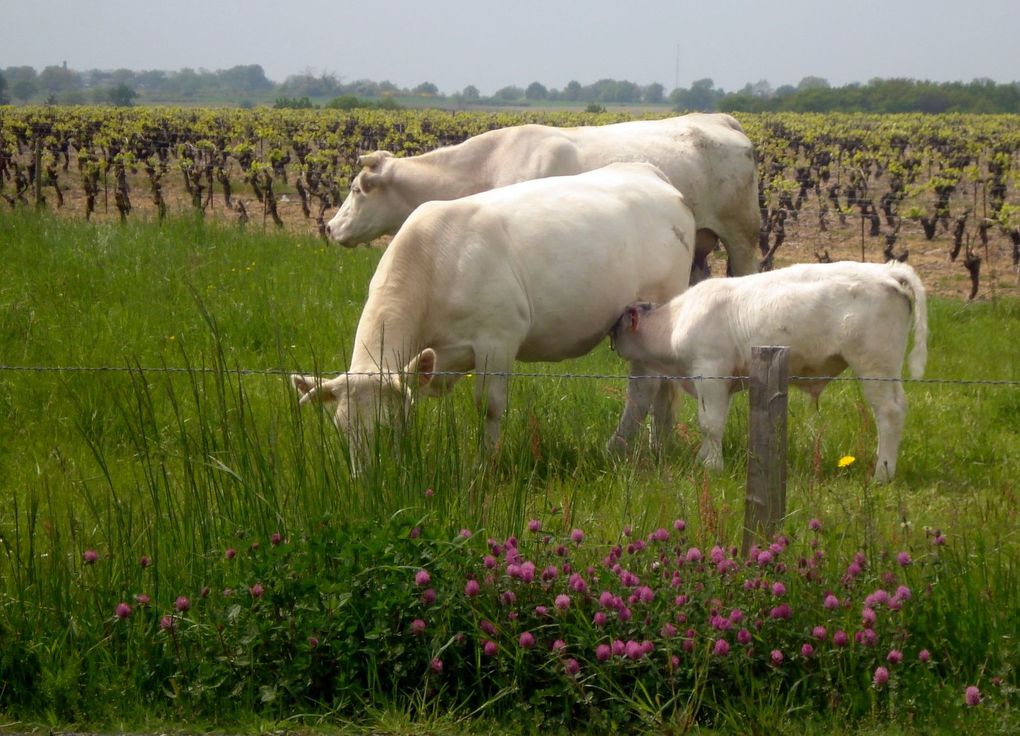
(3, 0, 1018, 94)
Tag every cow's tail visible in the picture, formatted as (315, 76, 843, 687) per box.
(889, 262, 928, 378)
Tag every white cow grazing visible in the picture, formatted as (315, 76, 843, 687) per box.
(326, 113, 759, 280)
(293, 163, 696, 459)
(608, 261, 928, 481)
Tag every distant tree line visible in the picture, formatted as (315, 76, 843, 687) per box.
(453, 78, 667, 106)
(0, 64, 276, 106)
(272, 94, 403, 111)
(713, 76, 1020, 114)
(2, 64, 1018, 113)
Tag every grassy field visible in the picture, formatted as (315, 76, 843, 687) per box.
(1, 210, 1018, 733)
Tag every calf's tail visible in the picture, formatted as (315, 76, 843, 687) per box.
(889, 262, 928, 378)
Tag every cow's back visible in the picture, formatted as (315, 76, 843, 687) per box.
(563, 115, 757, 239)
(464, 115, 756, 216)
(389, 164, 696, 363)
(673, 262, 919, 374)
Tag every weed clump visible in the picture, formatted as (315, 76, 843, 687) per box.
(6, 509, 1012, 731)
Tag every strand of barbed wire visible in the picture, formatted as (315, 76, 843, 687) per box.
(1, 364, 1017, 387)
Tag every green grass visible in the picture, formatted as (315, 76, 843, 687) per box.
(0, 209, 1017, 732)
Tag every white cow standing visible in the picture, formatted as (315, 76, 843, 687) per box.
(608, 261, 929, 481)
(325, 113, 760, 281)
(293, 163, 696, 459)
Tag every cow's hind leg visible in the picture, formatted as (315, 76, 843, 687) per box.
(713, 188, 764, 277)
(719, 228, 761, 278)
(691, 229, 718, 284)
(859, 376, 907, 482)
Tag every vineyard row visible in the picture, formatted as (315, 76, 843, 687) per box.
(2, 107, 1019, 293)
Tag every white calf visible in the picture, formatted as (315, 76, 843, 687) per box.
(609, 261, 928, 481)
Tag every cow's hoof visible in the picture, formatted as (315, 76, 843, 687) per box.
(873, 461, 895, 483)
(697, 447, 724, 473)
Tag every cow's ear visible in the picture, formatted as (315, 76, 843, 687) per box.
(402, 348, 437, 389)
(628, 305, 643, 333)
(359, 170, 380, 194)
(291, 374, 339, 405)
(357, 151, 392, 193)
(625, 301, 657, 332)
(357, 150, 393, 171)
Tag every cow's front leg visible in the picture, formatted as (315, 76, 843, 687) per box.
(694, 375, 732, 472)
(473, 353, 511, 451)
(609, 362, 660, 453)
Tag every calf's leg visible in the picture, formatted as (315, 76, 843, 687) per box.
(651, 379, 680, 451)
(695, 377, 732, 472)
(860, 378, 907, 482)
(609, 363, 661, 453)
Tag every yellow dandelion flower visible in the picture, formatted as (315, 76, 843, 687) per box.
(838, 455, 856, 468)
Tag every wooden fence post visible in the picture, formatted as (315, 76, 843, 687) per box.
(742, 345, 790, 556)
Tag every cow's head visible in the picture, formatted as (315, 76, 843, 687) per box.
(609, 301, 657, 360)
(325, 151, 412, 246)
(290, 349, 436, 469)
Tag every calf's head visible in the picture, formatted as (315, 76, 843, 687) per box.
(325, 151, 408, 246)
(609, 301, 657, 361)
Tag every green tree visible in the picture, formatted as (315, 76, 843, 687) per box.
(0, 71, 8, 105)
(606, 80, 641, 103)
(797, 75, 830, 90)
(494, 85, 524, 101)
(38, 64, 82, 94)
(135, 69, 167, 93)
(413, 81, 439, 96)
(3, 66, 37, 86)
(460, 85, 480, 102)
(109, 68, 137, 87)
(525, 81, 548, 100)
(279, 71, 340, 98)
(219, 64, 273, 92)
(562, 80, 582, 101)
(671, 78, 721, 111)
(327, 95, 362, 110)
(12, 79, 37, 102)
(643, 82, 665, 104)
(107, 83, 138, 107)
(168, 67, 202, 98)
(588, 79, 640, 103)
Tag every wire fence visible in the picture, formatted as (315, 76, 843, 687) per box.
(1, 364, 1017, 388)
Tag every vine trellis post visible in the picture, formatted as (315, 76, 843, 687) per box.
(33, 138, 43, 208)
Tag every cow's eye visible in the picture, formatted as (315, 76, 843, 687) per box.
(351, 183, 361, 195)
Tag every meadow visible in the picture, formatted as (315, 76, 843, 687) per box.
(0, 209, 1018, 734)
